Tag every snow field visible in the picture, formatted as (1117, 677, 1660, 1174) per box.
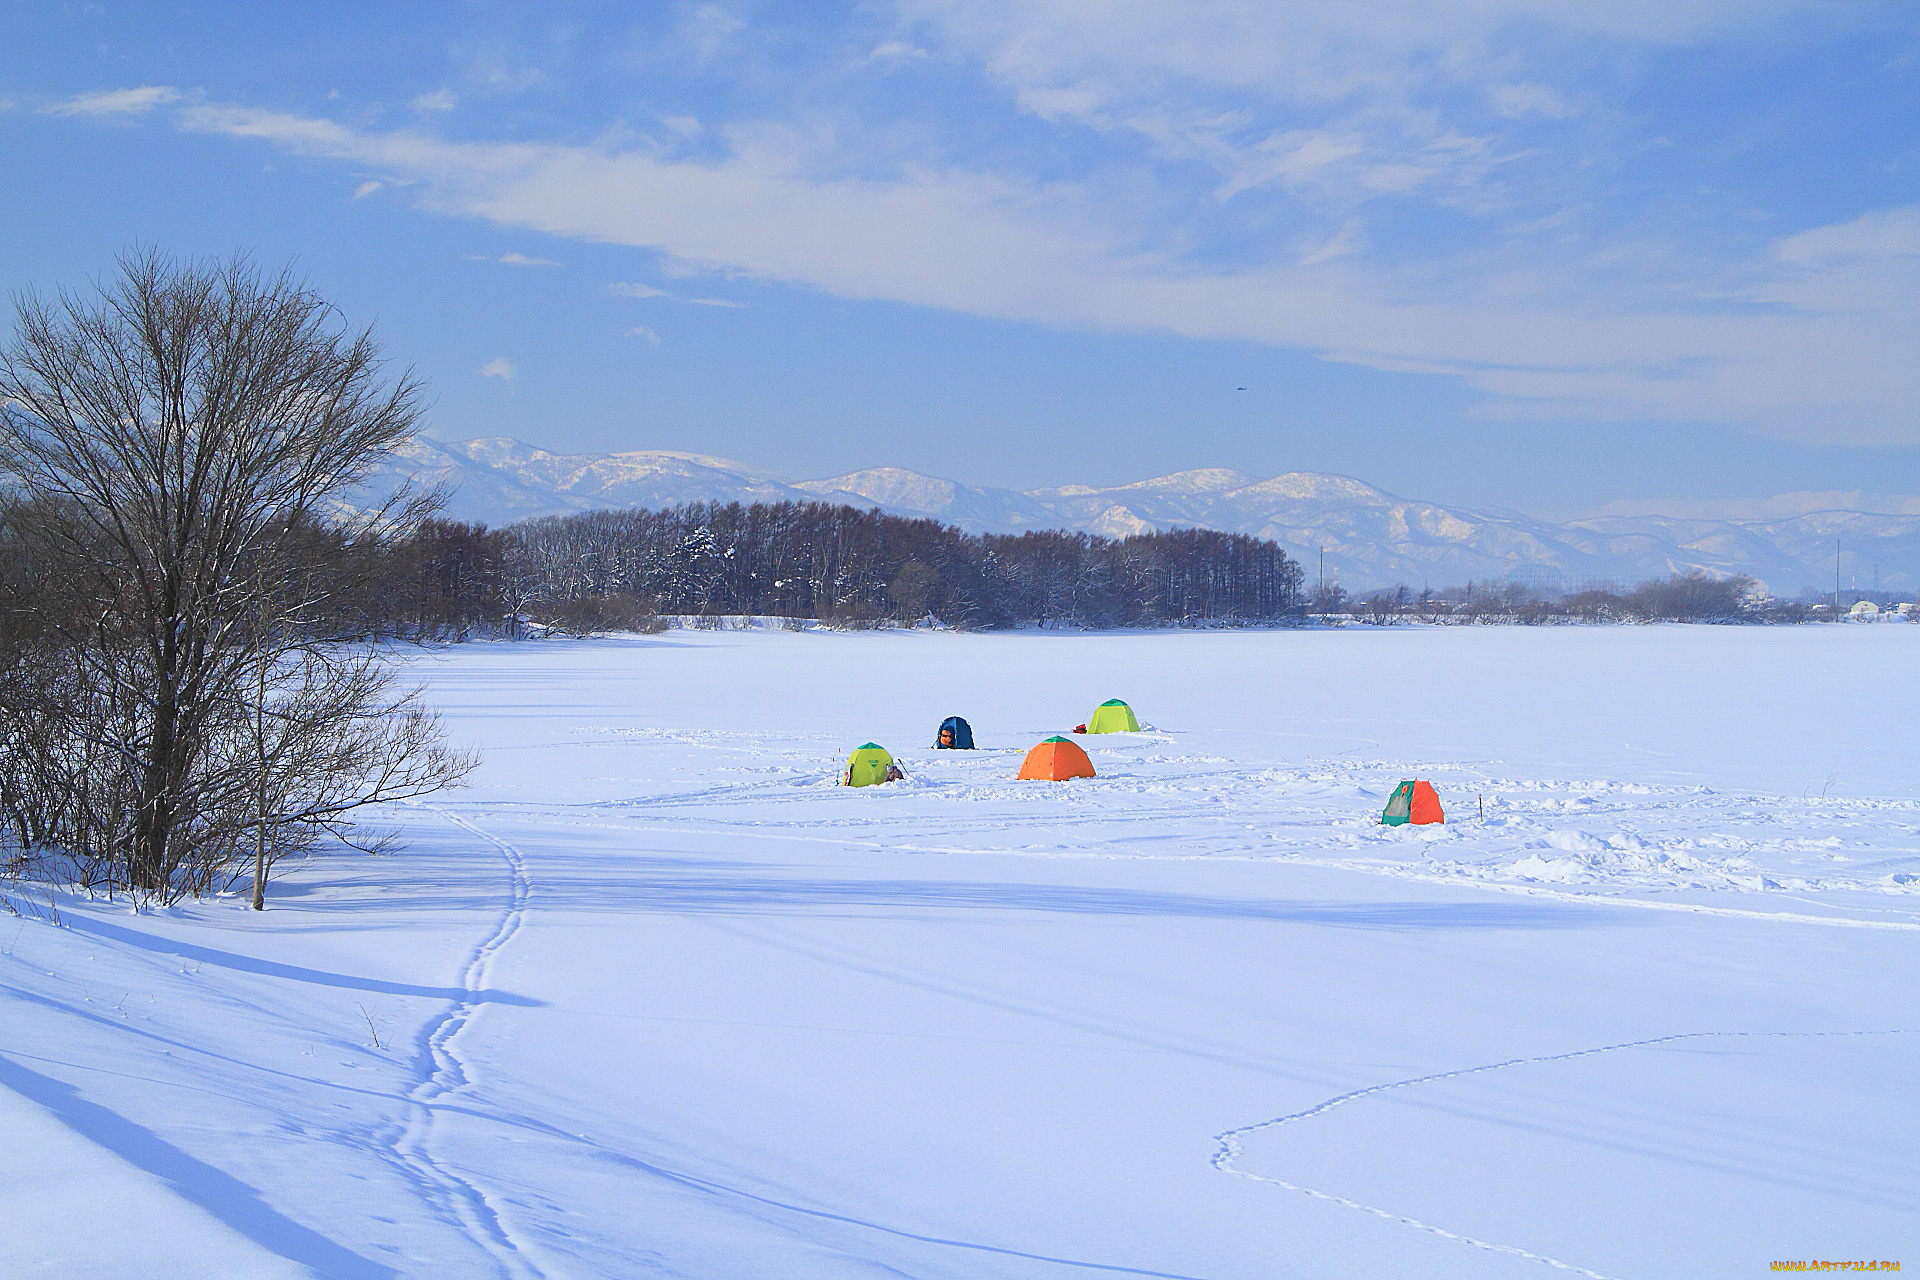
(5, 623, 1919, 1278)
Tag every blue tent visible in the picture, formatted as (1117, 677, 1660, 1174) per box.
(933, 716, 975, 749)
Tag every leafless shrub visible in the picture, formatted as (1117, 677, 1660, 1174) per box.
(528, 593, 663, 636)
(0, 250, 472, 906)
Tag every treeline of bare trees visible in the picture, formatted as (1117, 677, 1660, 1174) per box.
(367, 505, 1308, 635)
(0, 252, 471, 905)
(1339, 572, 1788, 623)
(367, 516, 1832, 636)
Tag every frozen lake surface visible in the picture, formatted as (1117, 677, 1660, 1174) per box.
(5, 624, 1918, 1278)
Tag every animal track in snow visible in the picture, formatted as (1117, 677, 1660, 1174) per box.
(1211, 1028, 1918, 1279)
(390, 805, 551, 1280)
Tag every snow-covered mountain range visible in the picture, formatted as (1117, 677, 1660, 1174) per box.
(379, 436, 1918, 596)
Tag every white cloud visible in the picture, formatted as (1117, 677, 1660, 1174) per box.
(479, 357, 517, 383)
(411, 89, 459, 113)
(461, 252, 561, 266)
(1753, 208, 1920, 319)
(164, 94, 1920, 445)
(870, 40, 930, 60)
(353, 180, 384, 199)
(611, 278, 741, 306)
(1491, 83, 1581, 120)
(899, 0, 1859, 218)
(1299, 219, 1366, 265)
(1774, 206, 1920, 265)
(1211, 130, 1369, 200)
(676, 3, 748, 64)
(45, 86, 180, 117)
(467, 52, 547, 93)
(627, 325, 663, 344)
(904, 1, 1859, 99)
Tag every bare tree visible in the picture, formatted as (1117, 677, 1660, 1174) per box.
(0, 250, 471, 904)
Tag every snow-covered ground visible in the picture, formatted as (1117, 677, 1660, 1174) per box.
(6, 625, 1917, 1279)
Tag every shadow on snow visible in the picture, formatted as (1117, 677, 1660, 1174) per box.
(63, 915, 544, 1007)
(0, 1053, 398, 1279)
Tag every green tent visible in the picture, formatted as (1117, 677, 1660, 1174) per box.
(843, 742, 896, 787)
(1085, 699, 1140, 733)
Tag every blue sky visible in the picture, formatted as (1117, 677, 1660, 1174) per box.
(4, 1, 1918, 516)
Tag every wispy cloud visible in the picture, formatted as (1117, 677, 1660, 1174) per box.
(466, 51, 546, 93)
(46, 86, 179, 117)
(1298, 219, 1365, 266)
(1773, 206, 1920, 266)
(463, 252, 562, 267)
(152, 95, 1920, 442)
(1490, 83, 1581, 120)
(479, 357, 517, 383)
(613, 280, 737, 306)
(38, 0, 1897, 452)
(410, 88, 458, 113)
(353, 180, 384, 199)
(627, 325, 663, 345)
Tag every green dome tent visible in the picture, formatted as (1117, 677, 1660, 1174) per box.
(842, 743, 899, 787)
(1085, 699, 1140, 733)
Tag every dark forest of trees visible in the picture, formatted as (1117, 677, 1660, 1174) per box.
(372, 503, 1308, 636)
(1344, 572, 1805, 623)
(367, 506, 1878, 637)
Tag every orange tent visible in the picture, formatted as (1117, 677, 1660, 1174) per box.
(1017, 736, 1096, 781)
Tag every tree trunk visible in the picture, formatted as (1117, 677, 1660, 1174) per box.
(252, 656, 268, 910)
(130, 693, 181, 891)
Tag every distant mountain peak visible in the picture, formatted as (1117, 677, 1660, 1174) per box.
(388, 436, 1920, 595)
(1230, 472, 1393, 503)
(1116, 468, 1261, 494)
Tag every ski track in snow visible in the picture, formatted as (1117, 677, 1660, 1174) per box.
(387, 804, 550, 1280)
(1210, 1028, 1918, 1279)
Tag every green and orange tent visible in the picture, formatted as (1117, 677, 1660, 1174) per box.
(1381, 780, 1444, 825)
